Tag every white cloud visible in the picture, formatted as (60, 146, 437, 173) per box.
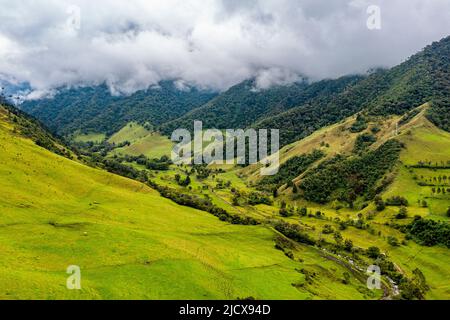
(0, 0, 449, 94)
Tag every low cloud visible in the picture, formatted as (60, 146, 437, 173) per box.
(0, 0, 449, 95)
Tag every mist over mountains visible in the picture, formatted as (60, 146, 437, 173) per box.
(1, 0, 450, 96)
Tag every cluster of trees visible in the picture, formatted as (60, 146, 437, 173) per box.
(259, 150, 324, 192)
(232, 190, 272, 207)
(416, 174, 450, 187)
(350, 115, 368, 133)
(108, 154, 172, 171)
(101, 158, 145, 180)
(73, 139, 130, 157)
(375, 254, 429, 300)
(147, 179, 259, 226)
(385, 196, 409, 206)
(176, 164, 225, 180)
(399, 216, 450, 247)
(247, 192, 272, 206)
(430, 187, 450, 195)
(353, 133, 377, 154)
(374, 196, 386, 211)
(396, 207, 408, 219)
(299, 140, 403, 205)
(190, 165, 212, 180)
(174, 174, 191, 187)
(413, 160, 450, 169)
(273, 221, 316, 246)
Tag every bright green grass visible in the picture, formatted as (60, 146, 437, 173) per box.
(108, 122, 150, 145)
(384, 116, 450, 220)
(111, 132, 174, 159)
(73, 133, 106, 143)
(398, 119, 450, 166)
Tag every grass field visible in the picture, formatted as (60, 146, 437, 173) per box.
(110, 123, 174, 159)
(108, 122, 151, 145)
(73, 132, 106, 144)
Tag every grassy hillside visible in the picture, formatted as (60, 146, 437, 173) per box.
(0, 105, 377, 300)
(73, 132, 106, 144)
(107, 123, 174, 160)
(108, 122, 151, 145)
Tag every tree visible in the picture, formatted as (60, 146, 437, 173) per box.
(333, 231, 343, 246)
(344, 239, 353, 252)
(374, 196, 386, 211)
(179, 175, 191, 187)
(387, 236, 400, 246)
(342, 272, 351, 285)
(232, 195, 240, 206)
(322, 224, 334, 234)
(396, 206, 408, 219)
(298, 207, 307, 216)
(367, 246, 381, 259)
(279, 207, 292, 217)
(447, 207, 450, 218)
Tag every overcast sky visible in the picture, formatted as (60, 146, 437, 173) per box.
(0, 0, 449, 97)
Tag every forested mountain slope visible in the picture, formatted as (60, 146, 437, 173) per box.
(159, 75, 363, 135)
(254, 36, 450, 146)
(20, 81, 217, 136)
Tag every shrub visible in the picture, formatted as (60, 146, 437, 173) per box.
(386, 196, 409, 206)
(367, 246, 381, 259)
(387, 236, 400, 246)
(396, 206, 408, 219)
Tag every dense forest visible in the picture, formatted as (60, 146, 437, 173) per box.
(21, 81, 217, 135)
(160, 75, 364, 135)
(299, 140, 403, 205)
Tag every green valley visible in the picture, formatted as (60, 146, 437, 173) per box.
(2, 33, 450, 302)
